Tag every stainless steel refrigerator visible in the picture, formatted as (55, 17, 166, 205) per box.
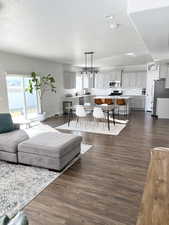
(152, 79, 169, 116)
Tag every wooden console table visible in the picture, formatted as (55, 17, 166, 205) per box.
(137, 147, 169, 225)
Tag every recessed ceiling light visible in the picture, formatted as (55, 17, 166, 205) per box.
(125, 52, 136, 56)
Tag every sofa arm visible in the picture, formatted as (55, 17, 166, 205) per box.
(13, 123, 20, 130)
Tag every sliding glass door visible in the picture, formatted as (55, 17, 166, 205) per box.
(24, 77, 40, 119)
(6, 75, 40, 121)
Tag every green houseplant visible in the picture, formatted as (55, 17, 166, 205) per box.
(25, 72, 56, 118)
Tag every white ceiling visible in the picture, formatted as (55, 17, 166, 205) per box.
(0, 0, 152, 67)
(129, 6, 169, 62)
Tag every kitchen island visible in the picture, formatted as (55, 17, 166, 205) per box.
(63, 94, 146, 115)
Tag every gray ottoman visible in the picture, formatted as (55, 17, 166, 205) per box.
(18, 132, 82, 171)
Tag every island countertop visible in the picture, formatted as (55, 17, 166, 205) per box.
(94, 96, 131, 99)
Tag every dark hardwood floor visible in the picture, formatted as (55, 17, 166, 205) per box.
(25, 112, 169, 225)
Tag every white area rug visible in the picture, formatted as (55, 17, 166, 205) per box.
(56, 120, 126, 136)
(0, 143, 92, 218)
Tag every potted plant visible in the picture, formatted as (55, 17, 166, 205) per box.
(25, 72, 56, 121)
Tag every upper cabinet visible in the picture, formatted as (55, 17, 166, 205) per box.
(159, 64, 168, 79)
(63, 71, 76, 89)
(95, 70, 121, 89)
(159, 63, 169, 88)
(122, 71, 147, 88)
(95, 70, 147, 89)
(166, 73, 169, 89)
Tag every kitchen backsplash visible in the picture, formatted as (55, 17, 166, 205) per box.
(91, 88, 144, 96)
(64, 88, 144, 96)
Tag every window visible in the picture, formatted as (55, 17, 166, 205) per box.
(76, 74, 83, 90)
(83, 74, 89, 89)
(6, 75, 40, 121)
(76, 73, 94, 90)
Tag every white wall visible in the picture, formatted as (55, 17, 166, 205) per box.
(0, 51, 64, 117)
(0, 66, 9, 113)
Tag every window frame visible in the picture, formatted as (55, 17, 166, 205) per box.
(76, 72, 95, 90)
(6, 74, 41, 120)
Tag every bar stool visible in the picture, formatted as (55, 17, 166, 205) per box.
(95, 98, 103, 105)
(116, 98, 128, 118)
(104, 98, 113, 105)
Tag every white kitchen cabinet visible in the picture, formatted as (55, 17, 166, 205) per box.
(159, 64, 168, 79)
(157, 98, 169, 119)
(63, 95, 94, 108)
(122, 71, 146, 88)
(95, 70, 121, 89)
(130, 96, 146, 110)
(165, 74, 169, 88)
(63, 71, 76, 89)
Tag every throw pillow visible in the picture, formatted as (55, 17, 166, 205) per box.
(0, 114, 14, 134)
(0, 215, 10, 225)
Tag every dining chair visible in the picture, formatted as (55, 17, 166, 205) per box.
(75, 105, 88, 127)
(84, 102, 92, 115)
(84, 102, 91, 106)
(93, 107, 106, 128)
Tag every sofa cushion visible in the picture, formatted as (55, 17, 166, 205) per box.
(0, 114, 14, 134)
(0, 130, 29, 153)
(18, 132, 82, 158)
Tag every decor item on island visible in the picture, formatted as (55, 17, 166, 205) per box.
(25, 72, 57, 121)
(0, 144, 92, 218)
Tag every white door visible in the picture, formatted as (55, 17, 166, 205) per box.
(145, 72, 155, 112)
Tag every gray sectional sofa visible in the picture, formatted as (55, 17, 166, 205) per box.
(0, 113, 82, 171)
(0, 129, 29, 163)
(0, 113, 29, 163)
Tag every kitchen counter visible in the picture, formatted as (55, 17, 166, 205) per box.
(64, 94, 94, 99)
(63, 94, 146, 113)
(64, 94, 145, 99)
(94, 95, 131, 99)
